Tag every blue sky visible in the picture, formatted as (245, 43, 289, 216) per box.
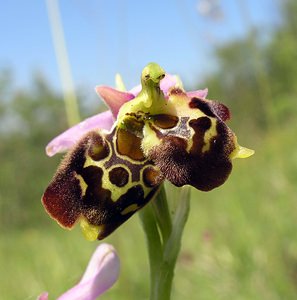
(0, 0, 279, 97)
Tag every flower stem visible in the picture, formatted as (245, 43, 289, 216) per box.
(140, 185, 191, 300)
(139, 202, 163, 294)
(151, 185, 172, 244)
(154, 186, 191, 299)
(164, 186, 191, 263)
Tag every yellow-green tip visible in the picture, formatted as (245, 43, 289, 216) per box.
(231, 145, 255, 159)
(80, 218, 101, 241)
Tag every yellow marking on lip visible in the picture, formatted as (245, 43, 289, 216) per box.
(75, 173, 88, 197)
(202, 118, 217, 153)
(121, 204, 139, 215)
(141, 123, 162, 157)
(80, 218, 103, 241)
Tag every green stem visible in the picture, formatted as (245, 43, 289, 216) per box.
(164, 187, 191, 262)
(154, 186, 191, 299)
(139, 203, 163, 296)
(152, 261, 175, 300)
(151, 186, 172, 244)
(141, 185, 191, 300)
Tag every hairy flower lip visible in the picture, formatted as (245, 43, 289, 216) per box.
(37, 243, 120, 300)
(46, 74, 209, 157)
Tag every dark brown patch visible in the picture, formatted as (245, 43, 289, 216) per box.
(118, 185, 145, 206)
(209, 101, 231, 121)
(78, 166, 112, 211)
(189, 97, 231, 121)
(152, 114, 179, 129)
(96, 185, 160, 239)
(189, 117, 212, 155)
(143, 166, 163, 187)
(42, 132, 94, 228)
(189, 98, 216, 118)
(148, 136, 190, 187)
(109, 167, 129, 187)
(116, 127, 145, 161)
(87, 131, 109, 161)
(214, 120, 236, 157)
(42, 174, 81, 228)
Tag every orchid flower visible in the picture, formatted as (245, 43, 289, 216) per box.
(42, 63, 254, 241)
(37, 243, 120, 300)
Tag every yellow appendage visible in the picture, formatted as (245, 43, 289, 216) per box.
(231, 145, 255, 159)
(80, 218, 102, 241)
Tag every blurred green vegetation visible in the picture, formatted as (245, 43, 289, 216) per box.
(1, 0, 297, 299)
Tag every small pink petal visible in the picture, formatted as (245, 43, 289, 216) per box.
(160, 74, 178, 95)
(57, 243, 120, 300)
(186, 88, 208, 99)
(95, 86, 135, 117)
(46, 111, 114, 157)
